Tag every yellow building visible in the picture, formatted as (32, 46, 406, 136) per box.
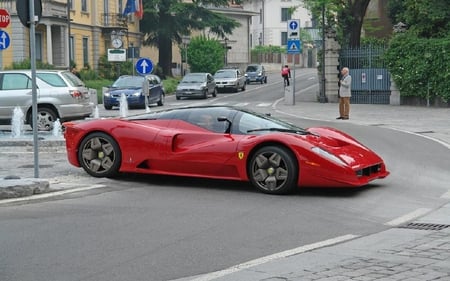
(0, 0, 142, 70)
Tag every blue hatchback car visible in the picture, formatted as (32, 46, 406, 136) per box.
(244, 64, 267, 84)
(103, 75, 165, 110)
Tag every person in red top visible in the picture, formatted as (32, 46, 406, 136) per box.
(281, 65, 291, 86)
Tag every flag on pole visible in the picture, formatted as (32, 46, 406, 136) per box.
(123, 0, 143, 19)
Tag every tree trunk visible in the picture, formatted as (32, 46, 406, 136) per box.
(348, 0, 371, 48)
(158, 33, 173, 77)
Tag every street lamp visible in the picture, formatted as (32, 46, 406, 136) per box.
(224, 37, 229, 65)
(181, 35, 190, 76)
(319, 3, 327, 103)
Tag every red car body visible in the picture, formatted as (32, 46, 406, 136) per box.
(63, 106, 389, 194)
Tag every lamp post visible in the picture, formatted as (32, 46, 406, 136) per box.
(319, 3, 327, 103)
(181, 35, 190, 76)
(224, 37, 229, 65)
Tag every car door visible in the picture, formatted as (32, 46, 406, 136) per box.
(0, 72, 35, 120)
(147, 76, 161, 104)
(236, 69, 245, 87)
(207, 73, 215, 94)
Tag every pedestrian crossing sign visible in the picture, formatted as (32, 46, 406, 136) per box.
(287, 39, 302, 54)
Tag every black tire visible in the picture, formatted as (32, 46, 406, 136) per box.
(78, 132, 122, 178)
(264, 77, 268, 84)
(157, 93, 165, 106)
(248, 146, 298, 195)
(104, 104, 113, 110)
(203, 90, 208, 99)
(28, 107, 58, 131)
(176, 96, 181, 100)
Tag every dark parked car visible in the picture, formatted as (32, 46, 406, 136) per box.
(175, 72, 217, 100)
(245, 64, 267, 84)
(103, 75, 165, 110)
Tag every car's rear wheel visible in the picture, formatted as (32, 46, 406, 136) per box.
(248, 146, 298, 195)
(28, 107, 58, 131)
(157, 93, 165, 106)
(78, 132, 122, 178)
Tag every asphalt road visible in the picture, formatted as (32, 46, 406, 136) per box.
(1, 69, 449, 281)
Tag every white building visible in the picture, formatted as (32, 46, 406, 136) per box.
(243, 0, 312, 48)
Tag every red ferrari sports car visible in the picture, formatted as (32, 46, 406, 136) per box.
(63, 106, 389, 194)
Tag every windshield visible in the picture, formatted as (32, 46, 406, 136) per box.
(237, 111, 307, 135)
(246, 65, 259, 72)
(112, 76, 144, 88)
(214, 71, 236, 79)
(182, 74, 206, 83)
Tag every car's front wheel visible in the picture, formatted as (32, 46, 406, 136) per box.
(248, 146, 298, 195)
(78, 132, 122, 178)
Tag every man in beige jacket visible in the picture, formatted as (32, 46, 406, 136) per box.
(337, 67, 352, 120)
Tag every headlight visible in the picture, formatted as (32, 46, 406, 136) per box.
(132, 91, 141, 96)
(103, 92, 111, 97)
(311, 147, 346, 166)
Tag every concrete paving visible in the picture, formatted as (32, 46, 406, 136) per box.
(1, 97, 449, 281)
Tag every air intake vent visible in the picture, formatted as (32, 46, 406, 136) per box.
(398, 222, 450, 231)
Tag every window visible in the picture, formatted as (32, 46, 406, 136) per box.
(281, 8, 291, 22)
(281, 32, 288, 46)
(35, 33, 42, 61)
(69, 36, 75, 63)
(82, 37, 89, 67)
(1, 74, 31, 90)
(36, 73, 67, 87)
(69, 0, 73, 10)
(81, 0, 87, 12)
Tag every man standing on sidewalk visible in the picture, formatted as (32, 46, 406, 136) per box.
(337, 67, 352, 120)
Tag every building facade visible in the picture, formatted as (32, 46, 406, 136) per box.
(243, 0, 312, 48)
(0, 0, 141, 71)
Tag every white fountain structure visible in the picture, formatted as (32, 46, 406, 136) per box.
(93, 105, 100, 118)
(120, 93, 128, 117)
(52, 119, 62, 137)
(11, 106, 25, 138)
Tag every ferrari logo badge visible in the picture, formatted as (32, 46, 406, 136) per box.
(238, 152, 244, 159)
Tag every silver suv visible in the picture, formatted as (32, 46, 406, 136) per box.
(0, 70, 94, 131)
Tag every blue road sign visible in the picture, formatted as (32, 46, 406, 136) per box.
(135, 57, 153, 75)
(288, 20, 298, 31)
(287, 39, 302, 54)
(0, 30, 11, 50)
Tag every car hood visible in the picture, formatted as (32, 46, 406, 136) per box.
(107, 88, 142, 94)
(177, 83, 205, 90)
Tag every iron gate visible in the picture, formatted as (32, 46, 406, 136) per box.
(340, 46, 391, 104)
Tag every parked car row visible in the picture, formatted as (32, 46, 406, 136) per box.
(0, 65, 268, 131)
(174, 64, 267, 100)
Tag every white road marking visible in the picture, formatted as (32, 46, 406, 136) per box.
(188, 234, 358, 281)
(384, 208, 431, 226)
(256, 103, 272, 107)
(0, 184, 106, 205)
(440, 190, 450, 199)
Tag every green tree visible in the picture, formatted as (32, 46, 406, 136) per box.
(387, 0, 450, 38)
(140, 0, 240, 77)
(302, 0, 371, 47)
(187, 36, 225, 74)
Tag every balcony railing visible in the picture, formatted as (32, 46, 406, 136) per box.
(101, 13, 128, 28)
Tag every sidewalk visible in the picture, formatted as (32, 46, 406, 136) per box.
(1, 100, 450, 281)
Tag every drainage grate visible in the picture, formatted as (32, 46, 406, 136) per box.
(398, 222, 450, 231)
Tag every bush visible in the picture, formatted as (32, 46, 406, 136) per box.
(384, 34, 450, 102)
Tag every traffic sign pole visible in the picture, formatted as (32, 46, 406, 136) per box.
(286, 19, 300, 105)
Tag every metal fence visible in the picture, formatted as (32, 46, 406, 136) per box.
(340, 46, 391, 104)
